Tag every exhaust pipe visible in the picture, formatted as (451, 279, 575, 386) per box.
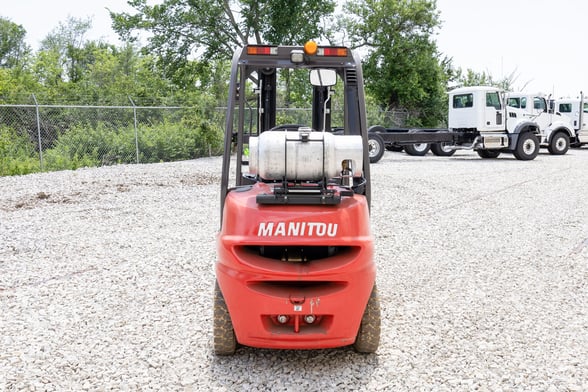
(580, 91, 585, 131)
(442, 136, 482, 151)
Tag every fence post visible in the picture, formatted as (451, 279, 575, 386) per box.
(128, 96, 140, 164)
(31, 94, 44, 171)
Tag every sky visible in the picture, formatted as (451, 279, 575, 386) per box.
(0, 0, 133, 48)
(435, 0, 587, 98)
(1, 0, 586, 98)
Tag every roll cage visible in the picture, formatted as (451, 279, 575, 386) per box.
(220, 43, 371, 218)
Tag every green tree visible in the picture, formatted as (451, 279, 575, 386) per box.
(0, 16, 30, 69)
(0, 67, 40, 103)
(453, 67, 528, 92)
(110, 0, 335, 83)
(39, 16, 93, 83)
(343, 0, 449, 126)
(0, 18, 37, 103)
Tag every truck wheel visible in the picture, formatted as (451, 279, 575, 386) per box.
(404, 143, 430, 156)
(547, 131, 570, 155)
(213, 281, 237, 355)
(513, 132, 540, 161)
(368, 133, 385, 163)
(430, 143, 456, 157)
(353, 285, 381, 354)
(477, 149, 501, 159)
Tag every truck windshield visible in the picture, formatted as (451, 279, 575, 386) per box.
(508, 97, 521, 108)
(508, 97, 528, 109)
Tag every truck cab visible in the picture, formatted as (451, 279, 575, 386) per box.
(449, 86, 505, 132)
(367, 86, 543, 161)
(552, 94, 587, 147)
(506, 92, 575, 154)
(447, 86, 541, 159)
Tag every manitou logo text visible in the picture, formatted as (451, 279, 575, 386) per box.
(257, 222, 338, 237)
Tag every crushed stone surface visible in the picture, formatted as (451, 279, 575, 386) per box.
(1, 151, 587, 391)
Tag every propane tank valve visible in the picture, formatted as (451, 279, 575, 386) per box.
(341, 159, 353, 187)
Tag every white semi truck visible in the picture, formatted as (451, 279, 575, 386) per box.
(368, 86, 542, 162)
(550, 93, 587, 147)
(506, 92, 575, 155)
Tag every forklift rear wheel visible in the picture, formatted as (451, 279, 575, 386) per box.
(547, 131, 570, 155)
(213, 281, 237, 355)
(404, 143, 430, 156)
(430, 143, 456, 157)
(353, 285, 381, 353)
(477, 149, 501, 159)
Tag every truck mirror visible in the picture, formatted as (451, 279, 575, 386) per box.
(310, 69, 337, 87)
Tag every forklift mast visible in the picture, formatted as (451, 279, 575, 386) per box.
(259, 69, 277, 132)
(220, 42, 371, 218)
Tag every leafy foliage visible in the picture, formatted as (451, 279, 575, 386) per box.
(1, 0, 509, 175)
(0, 126, 40, 176)
(0, 17, 29, 69)
(110, 0, 335, 82)
(453, 67, 529, 92)
(42, 116, 223, 170)
(40, 16, 93, 83)
(343, 0, 450, 126)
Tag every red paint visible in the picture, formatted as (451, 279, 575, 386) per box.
(216, 182, 375, 349)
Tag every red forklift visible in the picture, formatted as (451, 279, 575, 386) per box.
(214, 41, 380, 355)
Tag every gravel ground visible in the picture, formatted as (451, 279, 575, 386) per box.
(1, 149, 587, 391)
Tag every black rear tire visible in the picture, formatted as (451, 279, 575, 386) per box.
(404, 143, 430, 156)
(213, 281, 237, 355)
(547, 131, 570, 155)
(353, 285, 381, 353)
(430, 143, 456, 157)
(513, 132, 540, 161)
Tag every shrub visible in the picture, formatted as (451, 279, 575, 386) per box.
(41, 116, 224, 170)
(137, 118, 223, 163)
(0, 126, 40, 176)
(1, 110, 225, 176)
(43, 124, 135, 171)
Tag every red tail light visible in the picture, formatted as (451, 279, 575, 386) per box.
(317, 47, 348, 57)
(247, 46, 278, 55)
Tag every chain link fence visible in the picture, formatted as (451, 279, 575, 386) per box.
(0, 100, 226, 176)
(1, 99, 409, 176)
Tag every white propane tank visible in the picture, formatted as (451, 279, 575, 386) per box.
(249, 130, 363, 181)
